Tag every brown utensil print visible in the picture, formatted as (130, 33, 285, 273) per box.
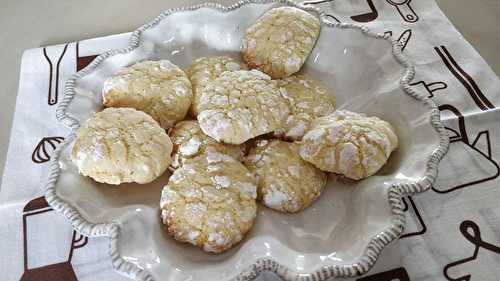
(435, 45, 495, 111)
(386, 0, 419, 23)
(324, 14, 341, 23)
(20, 197, 88, 281)
(399, 196, 426, 238)
(396, 29, 412, 51)
(76, 42, 98, 72)
(432, 104, 499, 193)
(301, 0, 334, 5)
(42, 44, 69, 105)
(302, 0, 341, 23)
(410, 80, 448, 98)
(386, 29, 412, 51)
(356, 267, 411, 281)
(31, 137, 64, 164)
(351, 0, 378, 22)
(443, 220, 500, 281)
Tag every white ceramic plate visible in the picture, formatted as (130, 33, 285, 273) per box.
(46, 1, 449, 280)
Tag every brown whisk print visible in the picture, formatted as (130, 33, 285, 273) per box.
(435, 46, 495, 111)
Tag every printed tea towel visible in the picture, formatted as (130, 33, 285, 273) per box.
(1, 0, 499, 280)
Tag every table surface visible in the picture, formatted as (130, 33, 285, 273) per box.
(0, 0, 498, 176)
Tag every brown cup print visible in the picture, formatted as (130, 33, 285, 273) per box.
(20, 197, 88, 281)
(75, 42, 98, 72)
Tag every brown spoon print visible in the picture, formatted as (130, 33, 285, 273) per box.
(386, 0, 419, 23)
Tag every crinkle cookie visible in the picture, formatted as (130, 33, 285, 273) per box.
(71, 108, 172, 185)
(102, 60, 192, 129)
(160, 150, 258, 253)
(197, 70, 290, 144)
(241, 6, 320, 79)
(244, 139, 326, 213)
(169, 120, 245, 169)
(299, 110, 398, 180)
(274, 75, 336, 140)
(186, 56, 246, 117)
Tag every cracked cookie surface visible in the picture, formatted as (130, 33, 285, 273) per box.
(186, 56, 246, 117)
(197, 69, 290, 144)
(274, 75, 336, 140)
(169, 120, 245, 169)
(244, 139, 326, 213)
(102, 60, 192, 129)
(299, 110, 398, 180)
(160, 150, 257, 253)
(241, 6, 320, 79)
(71, 108, 172, 184)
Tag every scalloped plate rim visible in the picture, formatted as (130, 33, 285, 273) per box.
(44, 0, 450, 280)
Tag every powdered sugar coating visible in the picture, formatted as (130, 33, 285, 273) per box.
(169, 120, 245, 169)
(244, 139, 326, 213)
(197, 70, 290, 144)
(186, 56, 246, 117)
(160, 150, 257, 253)
(241, 7, 320, 79)
(274, 75, 336, 140)
(71, 108, 172, 184)
(299, 110, 399, 180)
(102, 60, 193, 129)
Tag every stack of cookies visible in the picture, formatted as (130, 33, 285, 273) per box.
(70, 6, 398, 253)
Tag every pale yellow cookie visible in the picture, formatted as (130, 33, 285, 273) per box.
(197, 70, 290, 144)
(186, 56, 246, 117)
(160, 149, 257, 253)
(244, 139, 326, 213)
(102, 60, 192, 129)
(299, 110, 398, 180)
(241, 6, 320, 79)
(169, 120, 245, 169)
(71, 108, 172, 185)
(274, 75, 336, 140)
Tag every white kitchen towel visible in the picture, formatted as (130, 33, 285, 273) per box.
(1, 0, 499, 281)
